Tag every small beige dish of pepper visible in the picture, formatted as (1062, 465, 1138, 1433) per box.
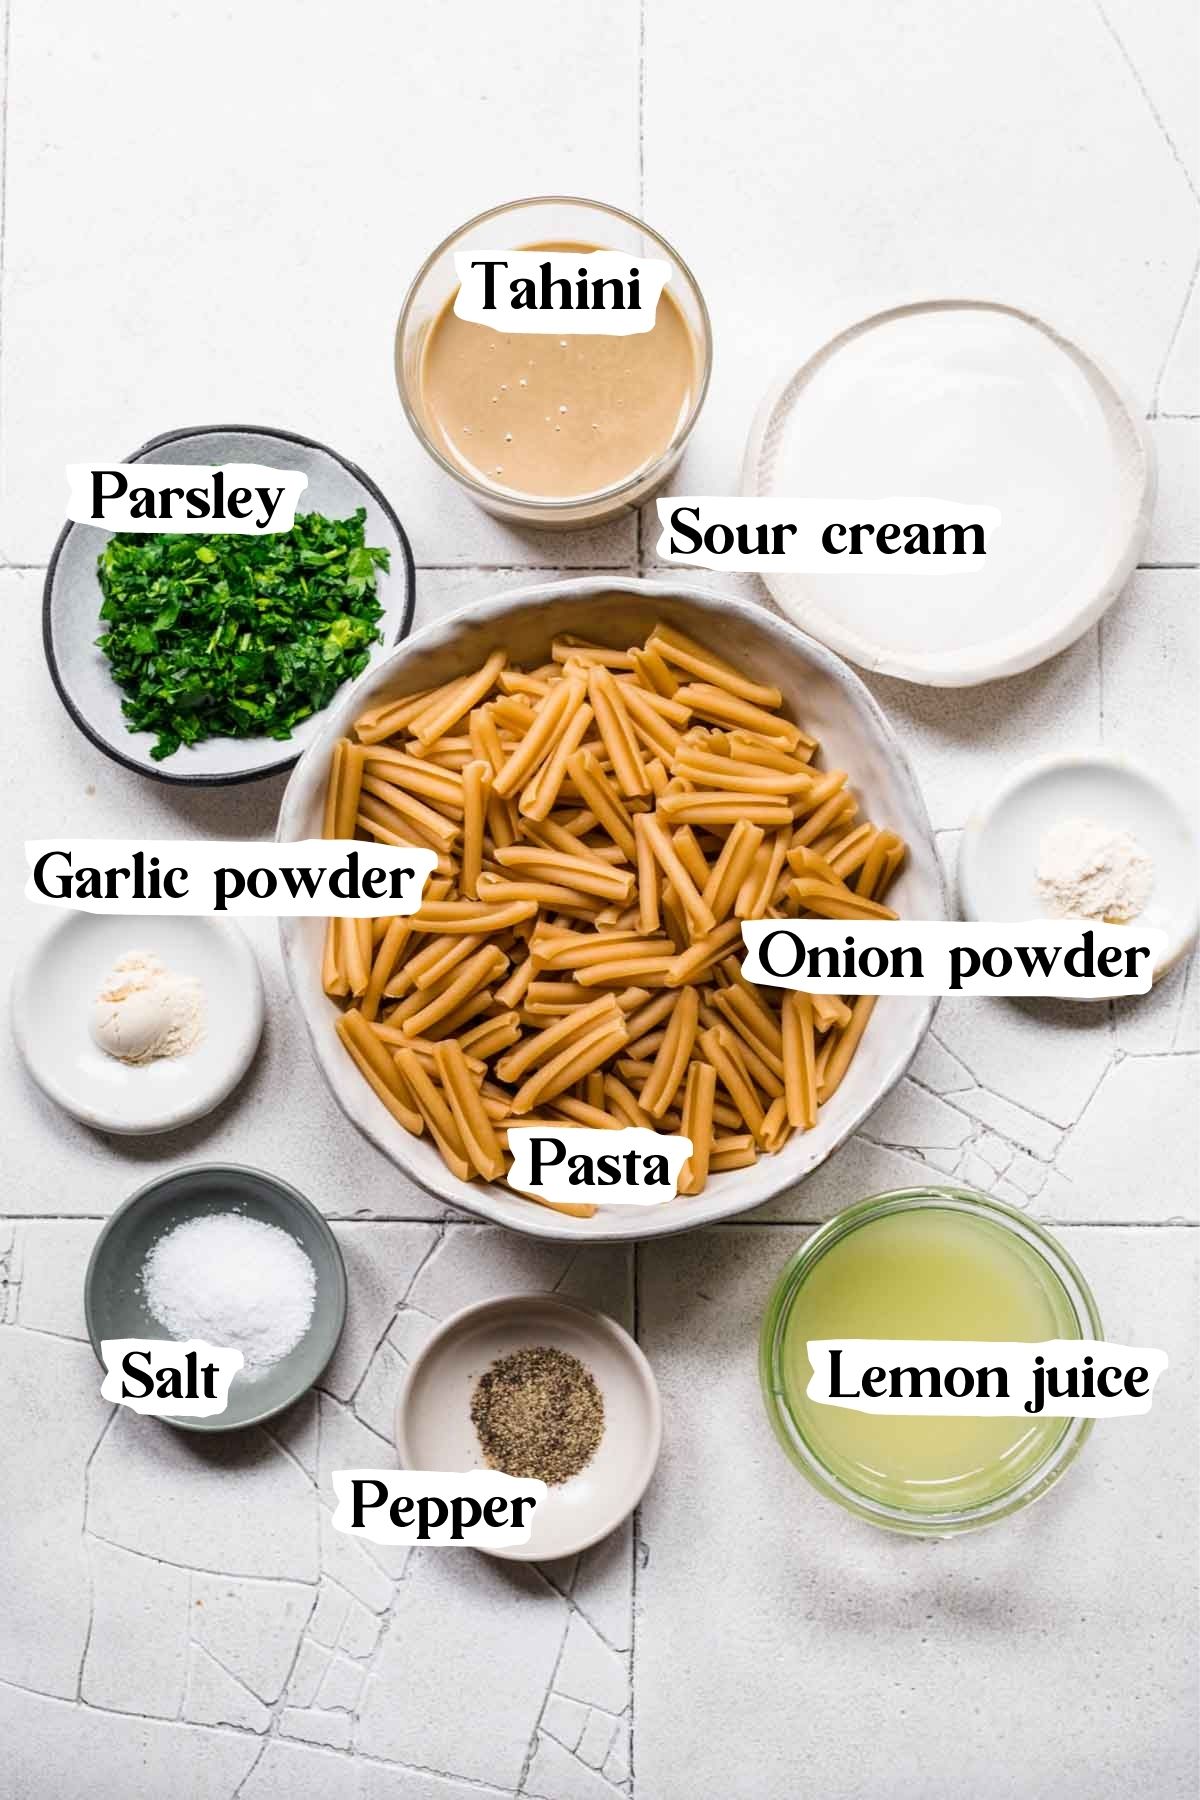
(394, 1293, 661, 1562)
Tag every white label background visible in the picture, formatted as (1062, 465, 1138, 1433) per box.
(99, 1339, 244, 1418)
(656, 495, 1001, 570)
(66, 464, 308, 533)
(505, 1126, 692, 1207)
(453, 251, 671, 334)
(805, 1339, 1168, 1417)
(26, 840, 438, 917)
(739, 919, 1163, 998)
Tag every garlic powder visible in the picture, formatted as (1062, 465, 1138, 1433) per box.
(91, 950, 205, 1065)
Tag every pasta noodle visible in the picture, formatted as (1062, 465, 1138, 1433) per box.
(320, 618, 909, 1209)
(459, 760, 490, 899)
(677, 1060, 717, 1195)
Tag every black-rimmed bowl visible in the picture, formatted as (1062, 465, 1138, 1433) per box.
(43, 424, 416, 786)
(84, 1163, 347, 1432)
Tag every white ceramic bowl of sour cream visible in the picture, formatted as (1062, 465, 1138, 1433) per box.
(743, 299, 1154, 687)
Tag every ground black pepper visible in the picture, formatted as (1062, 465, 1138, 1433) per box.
(470, 1344, 605, 1485)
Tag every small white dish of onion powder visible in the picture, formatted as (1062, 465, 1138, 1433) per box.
(85, 1164, 347, 1431)
(958, 750, 1199, 986)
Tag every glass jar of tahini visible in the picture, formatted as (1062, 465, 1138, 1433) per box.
(395, 196, 712, 528)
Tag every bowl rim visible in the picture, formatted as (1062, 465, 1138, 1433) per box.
(742, 296, 1156, 687)
(392, 1291, 663, 1562)
(42, 421, 417, 788)
(83, 1160, 348, 1433)
(277, 575, 946, 1241)
(10, 913, 265, 1134)
(394, 193, 714, 514)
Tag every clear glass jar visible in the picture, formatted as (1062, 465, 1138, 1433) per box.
(395, 196, 712, 528)
(759, 1186, 1103, 1535)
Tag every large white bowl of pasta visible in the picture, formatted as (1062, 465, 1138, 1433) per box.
(278, 578, 944, 1240)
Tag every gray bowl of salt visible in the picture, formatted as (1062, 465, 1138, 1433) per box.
(85, 1163, 347, 1432)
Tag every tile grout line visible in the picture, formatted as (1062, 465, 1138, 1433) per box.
(0, 0, 9, 254)
(9, 1674, 519, 1800)
(632, 29, 647, 1782)
(346, 1222, 446, 1406)
(0, 0, 11, 563)
(515, 1605, 572, 1797)
(74, 1408, 118, 1704)
(1150, 245, 1200, 418)
(416, 562, 637, 574)
(5, 555, 1199, 579)
(629, 1238, 640, 1798)
(1092, 0, 1200, 210)
(0, 1213, 1194, 1228)
(636, 0, 645, 218)
(1098, 617, 1120, 1059)
(634, 0, 647, 585)
(0, 0, 9, 267)
(1089, 1, 1200, 416)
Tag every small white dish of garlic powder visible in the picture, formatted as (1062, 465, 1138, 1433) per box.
(12, 914, 263, 1133)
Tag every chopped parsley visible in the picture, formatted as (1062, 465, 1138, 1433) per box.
(95, 508, 389, 760)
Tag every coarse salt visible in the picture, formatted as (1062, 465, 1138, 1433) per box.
(141, 1212, 317, 1375)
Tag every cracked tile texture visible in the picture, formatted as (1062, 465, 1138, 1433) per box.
(0, 1, 1196, 1795)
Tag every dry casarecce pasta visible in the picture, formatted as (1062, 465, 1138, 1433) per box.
(320, 620, 907, 1217)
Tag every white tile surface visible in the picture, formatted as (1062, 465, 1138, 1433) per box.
(1145, 419, 1200, 562)
(190, 1573, 316, 1705)
(81, 1539, 190, 1719)
(185, 1646, 274, 1734)
(0, 1687, 261, 1800)
(1158, 273, 1200, 415)
(641, 0, 1199, 508)
(635, 1225, 1198, 1800)
(0, 1329, 110, 1699)
(0, 0, 641, 567)
(1, 2, 1196, 1796)
(1100, 567, 1200, 816)
(1092, 0, 1200, 198)
(864, 628, 1102, 833)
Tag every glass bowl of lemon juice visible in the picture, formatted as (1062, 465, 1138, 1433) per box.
(759, 1187, 1103, 1534)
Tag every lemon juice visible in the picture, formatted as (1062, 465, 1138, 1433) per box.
(760, 1189, 1100, 1530)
